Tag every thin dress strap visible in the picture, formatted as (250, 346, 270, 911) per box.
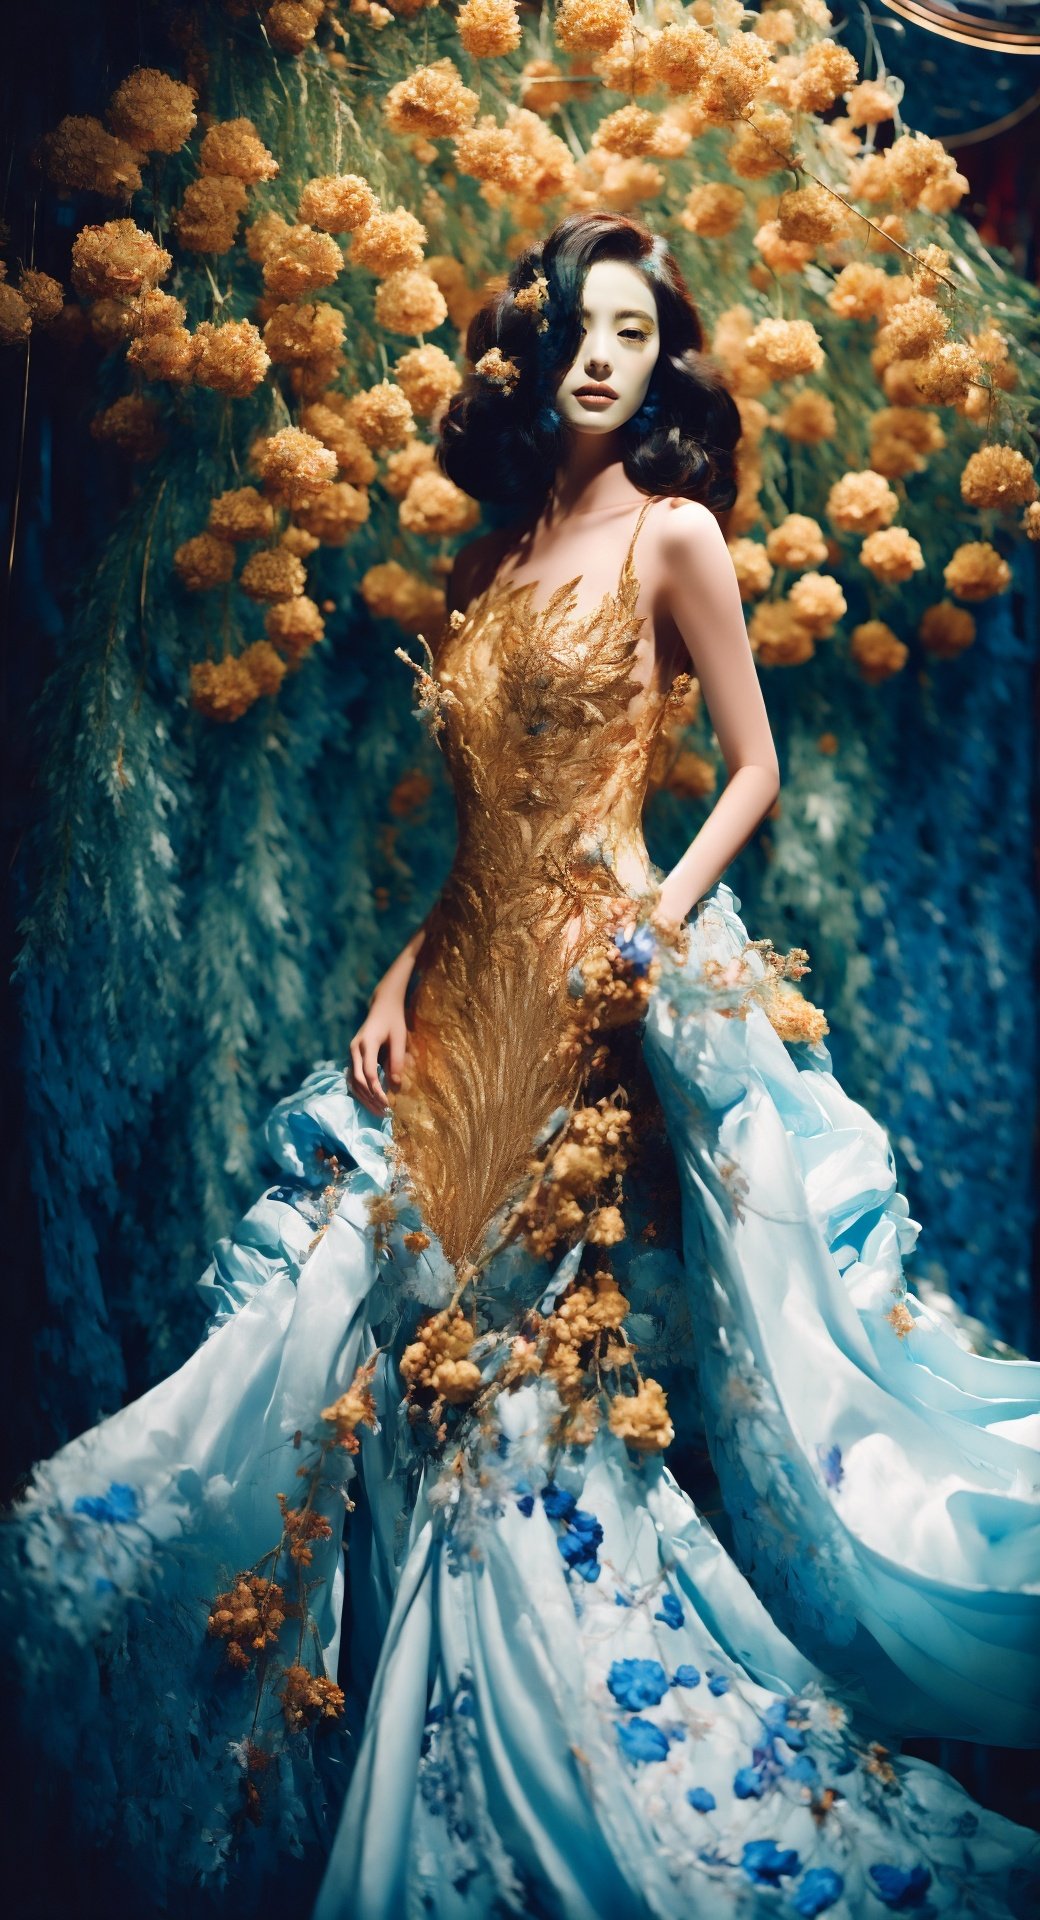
(617, 495, 657, 594)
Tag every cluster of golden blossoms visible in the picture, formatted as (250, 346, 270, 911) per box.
(520, 1263, 675, 1455)
(401, 1306, 484, 1410)
(0, 262, 66, 347)
(278, 1663, 345, 1733)
(274, 1491, 335, 1567)
(37, 66, 197, 199)
(321, 1355, 380, 1454)
(207, 1574, 291, 1672)
(518, 1094, 634, 1262)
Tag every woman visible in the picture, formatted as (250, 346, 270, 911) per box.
(4, 212, 1039, 1919)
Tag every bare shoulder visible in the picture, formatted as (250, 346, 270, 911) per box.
(655, 496, 721, 556)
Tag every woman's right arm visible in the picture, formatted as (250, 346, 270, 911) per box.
(349, 921, 427, 1115)
(350, 526, 504, 1113)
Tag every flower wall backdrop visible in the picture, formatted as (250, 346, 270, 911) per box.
(3, 0, 1038, 1463)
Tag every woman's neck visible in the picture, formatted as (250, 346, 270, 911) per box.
(546, 436, 645, 519)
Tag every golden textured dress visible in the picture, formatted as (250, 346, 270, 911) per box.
(390, 494, 691, 1270)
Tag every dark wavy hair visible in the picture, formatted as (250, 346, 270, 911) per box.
(436, 210, 741, 526)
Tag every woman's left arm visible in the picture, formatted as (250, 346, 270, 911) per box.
(653, 500, 781, 927)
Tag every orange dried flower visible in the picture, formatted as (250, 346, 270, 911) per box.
(607, 1377, 674, 1452)
(517, 59, 575, 117)
(199, 117, 278, 183)
(294, 480, 370, 546)
(278, 1663, 345, 1732)
(0, 284, 32, 346)
(766, 514, 828, 571)
(959, 444, 1037, 511)
(38, 115, 144, 199)
(18, 270, 64, 326)
(457, 0, 523, 58)
(749, 602, 815, 666)
(786, 571, 846, 637)
(849, 619, 908, 684)
(383, 441, 438, 499)
(593, 28, 659, 97)
(392, 343, 462, 419)
(647, 19, 718, 94)
(918, 602, 976, 659)
(266, 595, 326, 664)
(776, 183, 847, 245)
(240, 548, 307, 602)
(699, 34, 775, 120)
(359, 561, 444, 632)
(262, 300, 346, 366)
(399, 472, 479, 537)
(753, 220, 813, 276)
(324, 1359, 381, 1443)
(174, 175, 248, 253)
(263, 224, 344, 297)
(299, 173, 378, 233)
(727, 107, 795, 179)
(107, 68, 197, 153)
(246, 210, 293, 264)
(845, 79, 895, 127)
(346, 379, 416, 450)
(790, 40, 858, 114)
(348, 207, 427, 278)
(252, 426, 338, 506)
(727, 538, 773, 600)
(859, 527, 924, 583)
(299, 401, 377, 481)
(826, 470, 899, 535)
(192, 318, 271, 395)
(90, 392, 166, 459)
(942, 542, 1011, 601)
(71, 219, 172, 301)
(774, 390, 836, 442)
(207, 1574, 287, 1667)
(174, 532, 236, 590)
(374, 268, 448, 337)
(826, 261, 890, 321)
(127, 288, 186, 335)
(554, 0, 633, 54)
(875, 296, 949, 364)
(276, 1492, 334, 1566)
(745, 317, 824, 380)
(127, 325, 194, 382)
(208, 486, 275, 543)
(266, 0, 326, 53)
(383, 59, 480, 139)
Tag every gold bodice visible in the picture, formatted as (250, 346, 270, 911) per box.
(390, 496, 691, 1270)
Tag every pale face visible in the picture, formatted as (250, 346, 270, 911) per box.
(554, 256, 661, 433)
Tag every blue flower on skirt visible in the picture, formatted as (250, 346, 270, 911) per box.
(734, 1764, 769, 1800)
(540, 1482, 577, 1523)
(869, 1863, 933, 1909)
(763, 1696, 806, 1749)
(816, 1443, 844, 1490)
(654, 1592, 684, 1630)
(72, 1481, 140, 1524)
(686, 1787, 716, 1813)
(616, 1717, 670, 1763)
(607, 1659, 670, 1711)
(793, 1866, 845, 1915)
(707, 1671, 730, 1696)
(741, 1840, 801, 1887)
(558, 1508, 603, 1582)
(672, 1664, 701, 1688)
(611, 922, 658, 976)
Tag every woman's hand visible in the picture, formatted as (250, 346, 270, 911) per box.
(348, 980, 411, 1117)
